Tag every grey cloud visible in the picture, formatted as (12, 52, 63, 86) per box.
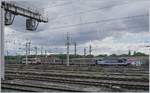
(5, 0, 149, 55)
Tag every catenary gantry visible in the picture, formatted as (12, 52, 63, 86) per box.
(1, 1, 48, 80)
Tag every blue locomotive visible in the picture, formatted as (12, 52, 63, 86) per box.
(95, 58, 131, 66)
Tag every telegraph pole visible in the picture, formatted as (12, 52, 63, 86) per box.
(25, 41, 31, 64)
(89, 44, 92, 55)
(84, 48, 86, 57)
(66, 32, 70, 66)
(28, 41, 31, 55)
(74, 42, 77, 56)
(35, 46, 38, 57)
(45, 50, 47, 58)
(5, 40, 9, 56)
(41, 46, 43, 56)
(0, 4, 5, 80)
(25, 42, 28, 65)
(6, 50, 9, 56)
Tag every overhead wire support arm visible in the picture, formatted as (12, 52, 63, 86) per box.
(2, 1, 48, 23)
(34, 21, 39, 31)
(10, 14, 15, 24)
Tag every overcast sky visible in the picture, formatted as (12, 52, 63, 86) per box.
(5, 0, 150, 55)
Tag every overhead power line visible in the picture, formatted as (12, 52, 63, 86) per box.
(47, 1, 73, 8)
(48, 14, 148, 30)
(49, 1, 143, 21)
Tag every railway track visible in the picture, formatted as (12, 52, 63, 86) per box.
(2, 79, 120, 92)
(5, 70, 149, 82)
(5, 64, 149, 74)
(2, 81, 84, 92)
(4, 64, 149, 92)
(4, 72, 149, 91)
(5, 68, 149, 77)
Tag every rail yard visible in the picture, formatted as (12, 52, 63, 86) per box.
(1, 0, 149, 92)
(2, 62, 149, 92)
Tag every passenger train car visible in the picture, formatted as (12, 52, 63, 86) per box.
(21, 56, 132, 66)
(22, 58, 41, 64)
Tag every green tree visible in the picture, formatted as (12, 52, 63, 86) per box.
(133, 51, 136, 56)
(133, 52, 147, 56)
(128, 50, 131, 56)
(96, 54, 107, 57)
(110, 54, 117, 57)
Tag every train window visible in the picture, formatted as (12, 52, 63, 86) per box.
(123, 59, 127, 61)
(118, 59, 123, 63)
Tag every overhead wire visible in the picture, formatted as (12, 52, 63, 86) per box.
(6, 1, 149, 55)
(48, 14, 148, 30)
(47, 1, 73, 8)
(48, 1, 146, 21)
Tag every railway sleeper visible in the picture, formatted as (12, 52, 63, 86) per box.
(5, 75, 149, 90)
(5, 71, 149, 82)
(2, 82, 84, 92)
